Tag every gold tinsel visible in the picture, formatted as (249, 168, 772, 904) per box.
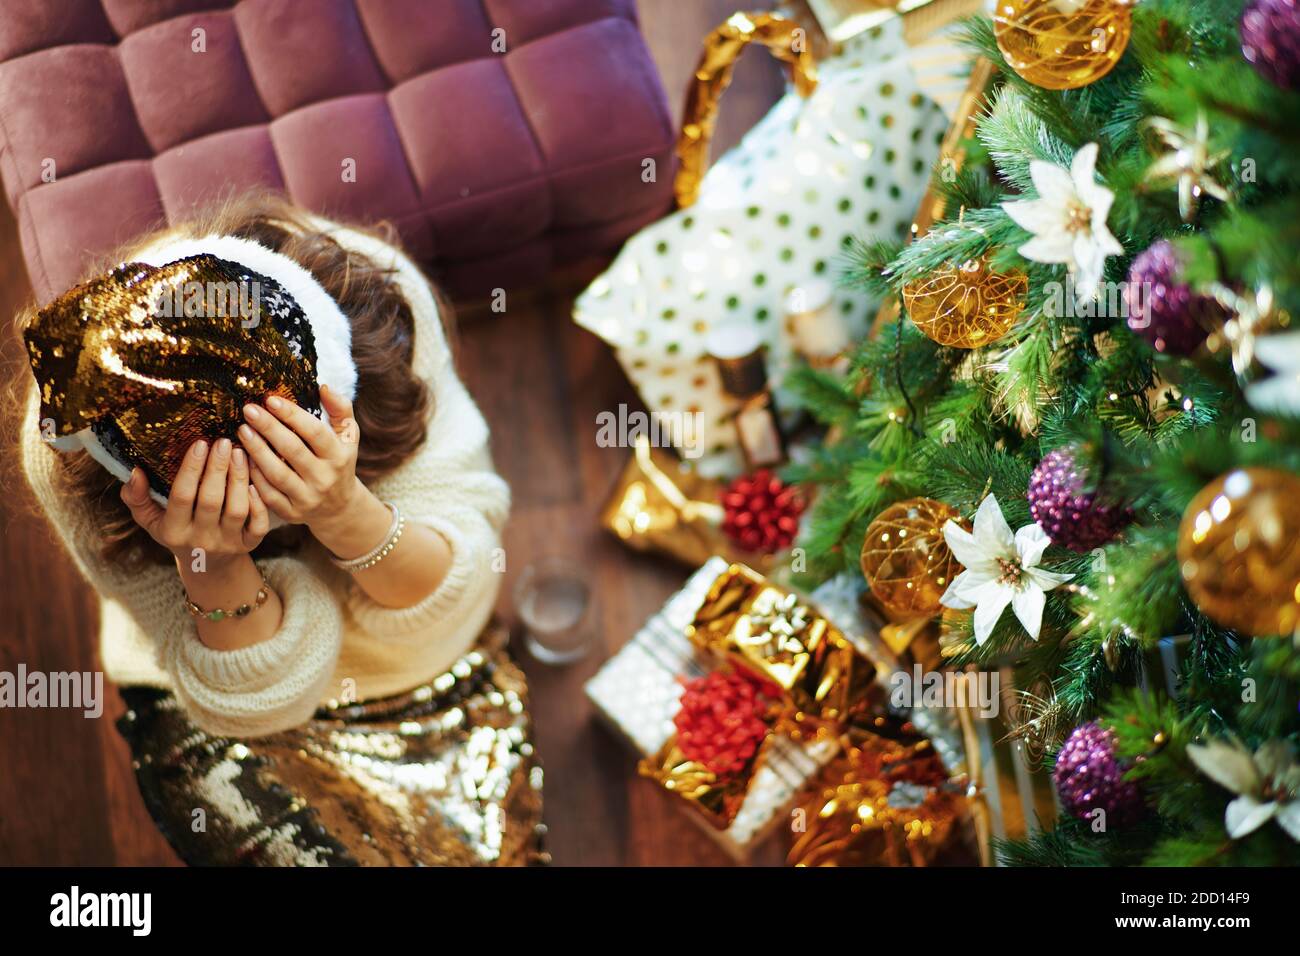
(860, 498, 967, 621)
(902, 259, 1026, 349)
(993, 0, 1133, 91)
(1177, 468, 1300, 638)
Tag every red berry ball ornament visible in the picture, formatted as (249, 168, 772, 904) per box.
(673, 670, 777, 778)
(721, 470, 805, 554)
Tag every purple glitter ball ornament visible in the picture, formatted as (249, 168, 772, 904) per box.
(1124, 240, 1228, 356)
(1028, 445, 1131, 553)
(1242, 0, 1300, 91)
(1054, 721, 1144, 827)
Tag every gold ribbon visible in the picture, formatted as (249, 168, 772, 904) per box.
(687, 564, 880, 734)
(674, 12, 818, 209)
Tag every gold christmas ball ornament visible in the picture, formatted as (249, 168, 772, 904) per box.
(1177, 468, 1300, 638)
(993, 0, 1133, 91)
(902, 259, 1027, 349)
(861, 498, 967, 620)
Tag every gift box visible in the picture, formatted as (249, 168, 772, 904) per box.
(809, 573, 1058, 865)
(586, 558, 851, 860)
(683, 563, 879, 733)
(574, 13, 954, 477)
(601, 435, 798, 571)
(787, 723, 977, 866)
(948, 667, 1060, 864)
(639, 563, 888, 837)
(587, 558, 1025, 863)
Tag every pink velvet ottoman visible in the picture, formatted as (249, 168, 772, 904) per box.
(0, 0, 675, 303)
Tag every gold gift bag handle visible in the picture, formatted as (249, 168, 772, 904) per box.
(674, 12, 818, 209)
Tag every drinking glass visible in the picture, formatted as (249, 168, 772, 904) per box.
(513, 557, 594, 664)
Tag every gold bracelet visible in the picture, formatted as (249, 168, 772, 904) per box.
(184, 572, 271, 622)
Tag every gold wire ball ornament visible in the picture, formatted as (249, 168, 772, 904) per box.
(993, 0, 1134, 91)
(902, 259, 1027, 349)
(861, 498, 967, 620)
(1176, 468, 1300, 638)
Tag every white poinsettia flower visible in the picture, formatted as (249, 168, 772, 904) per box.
(1002, 142, 1123, 300)
(939, 494, 1073, 645)
(1245, 331, 1300, 417)
(1187, 738, 1300, 842)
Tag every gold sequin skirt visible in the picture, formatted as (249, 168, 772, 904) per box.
(117, 626, 546, 866)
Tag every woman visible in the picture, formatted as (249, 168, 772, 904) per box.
(17, 196, 544, 866)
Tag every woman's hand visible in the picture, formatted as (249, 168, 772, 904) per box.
(121, 438, 270, 563)
(239, 385, 363, 532)
(123, 439, 282, 648)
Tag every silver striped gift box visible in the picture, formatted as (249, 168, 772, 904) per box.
(585, 557, 841, 861)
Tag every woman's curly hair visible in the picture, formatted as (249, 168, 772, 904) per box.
(12, 193, 441, 566)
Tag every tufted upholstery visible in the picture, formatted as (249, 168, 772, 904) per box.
(0, 0, 676, 303)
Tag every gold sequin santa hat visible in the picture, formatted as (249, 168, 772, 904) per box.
(25, 233, 358, 506)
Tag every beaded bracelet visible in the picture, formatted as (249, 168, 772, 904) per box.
(184, 572, 271, 622)
(329, 502, 406, 573)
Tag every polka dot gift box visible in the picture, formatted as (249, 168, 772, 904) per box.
(574, 17, 953, 478)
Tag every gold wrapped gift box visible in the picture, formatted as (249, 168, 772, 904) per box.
(686, 563, 880, 733)
(640, 563, 883, 830)
(601, 436, 780, 571)
(789, 724, 976, 867)
(641, 731, 782, 832)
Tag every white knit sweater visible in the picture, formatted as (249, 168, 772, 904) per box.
(20, 222, 510, 739)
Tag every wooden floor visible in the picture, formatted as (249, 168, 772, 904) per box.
(0, 0, 785, 866)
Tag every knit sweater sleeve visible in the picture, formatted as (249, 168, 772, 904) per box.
(19, 395, 345, 739)
(319, 222, 510, 642)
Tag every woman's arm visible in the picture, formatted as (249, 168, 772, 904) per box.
(22, 389, 344, 737)
(119, 439, 344, 735)
(302, 477, 453, 609)
(239, 385, 452, 610)
(175, 554, 281, 648)
(120, 438, 283, 650)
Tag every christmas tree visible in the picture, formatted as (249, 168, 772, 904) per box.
(788, 0, 1300, 865)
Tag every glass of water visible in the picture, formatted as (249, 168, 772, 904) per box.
(513, 557, 594, 664)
